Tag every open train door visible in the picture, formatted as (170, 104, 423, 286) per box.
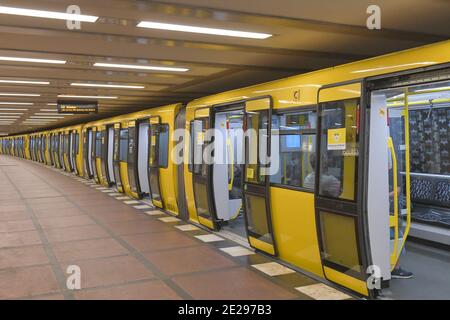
(243, 97, 277, 256)
(148, 116, 164, 209)
(315, 82, 375, 298)
(192, 107, 219, 230)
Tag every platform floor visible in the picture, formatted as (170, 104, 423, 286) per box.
(0, 155, 354, 300)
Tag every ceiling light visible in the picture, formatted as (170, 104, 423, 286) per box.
(0, 108, 29, 111)
(0, 79, 49, 85)
(40, 109, 57, 111)
(0, 56, 66, 64)
(0, 5, 98, 22)
(47, 103, 57, 105)
(137, 21, 272, 39)
(70, 83, 145, 89)
(0, 102, 33, 105)
(35, 113, 73, 116)
(58, 94, 117, 99)
(30, 116, 64, 119)
(0, 93, 40, 97)
(94, 62, 188, 72)
(0, 115, 21, 118)
(0, 113, 23, 115)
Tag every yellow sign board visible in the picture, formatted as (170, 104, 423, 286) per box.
(327, 128, 346, 150)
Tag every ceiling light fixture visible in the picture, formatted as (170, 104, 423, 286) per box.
(57, 94, 117, 99)
(0, 5, 98, 22)
(0, 108, 29, 111)
(137, 21, 272, 39)
(70, 83, 145, 89)
(0, 113, 23, 115)
(0, 93, 40, 97)
(35, 113, 73, 116)
(0, 56, 66, 64)
(94, 62, 188, 72)
(0, 102, 34, 105)
(0, 79, 50, 85)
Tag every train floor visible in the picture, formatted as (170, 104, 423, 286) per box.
(380, 241, 450, 300)
(0, 155, 354, 300)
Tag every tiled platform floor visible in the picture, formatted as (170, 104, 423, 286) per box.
(0, 155, 352, 300)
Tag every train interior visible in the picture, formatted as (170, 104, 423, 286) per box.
(370, 78, 450, 299)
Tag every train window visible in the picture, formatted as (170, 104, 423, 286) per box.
(158, 124, 169, 168)
(119, 129, 128, 161)
(95, 132, 102, 157)
(245, 110, 269, 184)
(270, 110, 317, 190)
(318, 98, 359, 201)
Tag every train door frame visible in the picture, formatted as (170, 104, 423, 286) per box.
(314, 79, 374, 297)
(175, 108, 189, 220)
(91, 127, 100, 182)
(135, 118, 151, 198)
(83, 128, 92, 178)
(147, 116, 165, 209)
(191, 97, 278, 256)
(49, 134, 55, 166)
(59, 133, 66, 170)
(106, 124, 115, 185)
(71, 130, 79, 175)
(126, 120, 140, 199)
(112, 123, 124, 192)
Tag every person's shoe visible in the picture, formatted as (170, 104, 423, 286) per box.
(391, 268, 413, 279)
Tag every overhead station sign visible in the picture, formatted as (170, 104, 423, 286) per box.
(57, 101, 98, 114)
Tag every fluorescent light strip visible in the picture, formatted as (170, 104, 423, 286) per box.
(40, 109, 57, 111)
(0, 102, 33, 105)
(0, 79, 49, 85)
(58, 94, 117, 99)
(0, 56, 66, 64)
(47, 103, 57, 105)
(35, 113, 73, 116)
(30, 116, 64, 119)
(0, 93, 40, 97)
(0, 116, 21, 118)
(0, 113, 23, 115)
(70, 83, 145, 89)
(0, 108, 29, 111)
(94, 62, 188, 72)
(0, 5, 98, 22)
(137, 21, 272, 39)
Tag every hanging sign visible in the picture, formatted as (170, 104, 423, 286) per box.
(57, 101, 98, 114)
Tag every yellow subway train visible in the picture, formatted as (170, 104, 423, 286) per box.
(1, 40, 449, 298)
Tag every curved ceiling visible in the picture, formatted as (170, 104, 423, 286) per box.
(0, 0, 448, 135)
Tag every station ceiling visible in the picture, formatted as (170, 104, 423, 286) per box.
(0, 0, 449, 135)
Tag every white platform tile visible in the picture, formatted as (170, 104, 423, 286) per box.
(108, 193, 122, 196)
(158, 216, 181, 223)
(220, 246, 255, 257)
(101, 189, 114, 193)
(194, 234, 224, 243)
(145, 210, 164, 216)
(295, 283, 351, 300)
(251, 262, 295, 276)
(175, 224, 200, 232)
(115, 196, 130, 200)
(133, 205, 152, 210)
(124, 200, 140, 205)
(96, 187, 107, 190)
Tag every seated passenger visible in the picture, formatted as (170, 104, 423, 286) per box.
(304, 153, 341, 197)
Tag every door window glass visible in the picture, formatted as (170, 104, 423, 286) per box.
(245, 111, 269, 184)
(318, 99, 360, 201)
(119, 129, 128, 161)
